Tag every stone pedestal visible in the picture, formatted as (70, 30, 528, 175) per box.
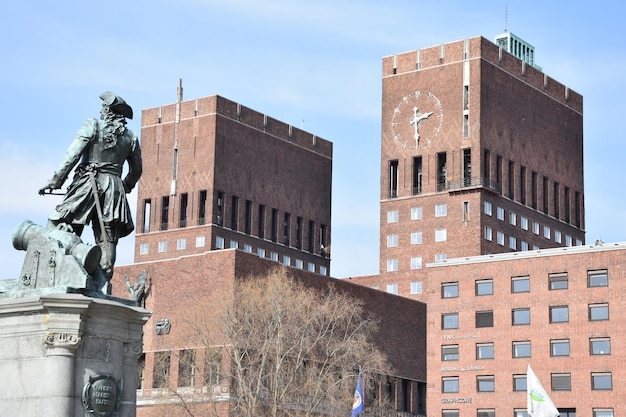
(0, 293, 150, 417)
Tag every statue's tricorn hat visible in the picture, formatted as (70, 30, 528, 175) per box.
(99, 91, 133, 119)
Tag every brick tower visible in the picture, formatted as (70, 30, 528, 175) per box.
(378, 35, 584, 295)
(134, 84, 333, 276)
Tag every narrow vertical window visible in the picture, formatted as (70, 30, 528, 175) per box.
(231, 196, 239, 230)
(496, 155, 502, 188)
(178, 349, 195, 387)
(308, 220, 315, 253)
(437, 152, 447, 191)
(508, 160, 514, 199)
(320, 224, 328, 257)
(296, 217, 303, 249)
(463, 149, 471, 186)
(216, 191, 224, 226)
(283, 213, 291, 246)
(531, 171, 538, 209)
(179, 193, 188, 228)
(554, 182, 560, 219)
(413, 156, 423, 195)
(520, 166, 526, 205)
(142, 199, 151, 233)
(463, 201, 470, 221)
(257, 204, 266, 238)
(463, 114, 469, 138)
(271, 209, 278, 242)
(244, 200, 252, 234)
(389, 160, 399, 198)
(161, 196, 169, 231)
(198, 190, 207, 225)
(564, 186, 570, 223)
(483, 149, 491, 181)
(542, 177, 549, 215)
(575, 191, 581, 227)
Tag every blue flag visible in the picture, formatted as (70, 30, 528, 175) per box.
(352, 375, 364, 417)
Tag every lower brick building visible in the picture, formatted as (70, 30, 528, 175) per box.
(350, 240, 625, 417)
(112, 249, 427, 416)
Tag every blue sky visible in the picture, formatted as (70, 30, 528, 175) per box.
(1, 0, 625, 280)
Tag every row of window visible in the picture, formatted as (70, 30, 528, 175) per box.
(139, 236, 328, 276)
(443, 408, 613, 417)
(442, 337, 611, 361)
(441, 269, 608, 298)
(142, 192, 329, 256)
(386, 254, 449, 272)
(386, 205, 445, 224)
(442, 303, 610, 329)
(442, 372, 612, 393)
(147, 348, 222, 390)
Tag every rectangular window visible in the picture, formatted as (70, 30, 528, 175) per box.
(295, 217, 302, 249)
(158, 241, 167, 253)
(387, 210, 399, 223)
(387, 259, 398, 272)
(543, 177, 549, 214)
(496, 231, 504, 246)
(475, 279, 493, 296)
(549, 273, 568, 290)
(550, 306, 569, 323)
(594, 409, 614, 417)
(476, 343, 494, 359)
(320, 266, 327, 276)
(484, 226, 492, 241)
(443, 410, 459, 417)
(307, 262, 315, 273)
(198, 190, 207, 225)
(230, 240, 238, 249)
(216, 191, 224, 226)
(484, 201, 492, 216)
(153, 351, 171, 389)
(532, 222, 540, 235)
(551, 373, 571, 391)
(142, 199, 151, 233)
(531, 171, 538, 209)
(588, 269, 608, 287)
(513, 341, 531, 358)
(590, 338, 610, 355)
(179, 193, 188, 228)
(386, 283, 398, 295)
(477, 409, 495, 417)
(215, 236, 224, 249)
(463, 148, 471, 185)
(442, 345, 459, 361)
(496, 206, 505, 220)
(435, 253, 447, 262)
(231, 196, 239, 230)
(551, 339, 570, 357)
(476, 311, 494, 328)
(512, 276, 530, 293)
(410, 257, 423, 270)
(435, 229, 447, 242)
(509, 212, 517, 225)
(244, 200, 252, 234)
(270, 252, 278, 261)
(463, 201, 470, 221)
(308, 220, 315, 252)
(389, 160, 399, 198)
(271, 209, 278, 242)
(555, 230, 562, 243)
(139, 243, 149, 255)
(411, 232, 423, 244)
(592, 372, 612, 390)
(282, 255, 291, 266)
(178, 349, 195, 387)
(509, 236, 517, 250)
(589, 303, 609, 321)
(508, 160, 514, 198)
(176, 238, 186, 250)
(161, 196, 170, 231)
(413, 157, 423, 195)
(204, 347, 222, 387)
(521, 241, 529, 251)
(257, 248, 266, 258)
(411, 207, 422, 220)
(520, 166, 526, 205)
(543, 226, 551, 239)
(387, 234, 398, 247)
(513, 375, 527, 391)
(442, 377, 459, 393)
(410, 281, 423, 294)
(520, 216, 528, 230)
(257, 204, 266, 238)
(442, 282, 459, 298)
(243, 244, 252, 253)
(437, 152, 447, 191)
(512, 308, 530, 325)
(515, 410, 529, 417)
(283, 213, 290, 246)
(442, 313, 459, 329)
(435, 204, 448, 217)
(476, 375, 495, 392)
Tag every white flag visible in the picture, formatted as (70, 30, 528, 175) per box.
(527, 364, 559, 417)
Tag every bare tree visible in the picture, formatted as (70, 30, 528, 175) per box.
(186, 267, 393, 417)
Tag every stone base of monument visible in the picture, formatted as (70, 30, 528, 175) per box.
(0, 293, 150, 417)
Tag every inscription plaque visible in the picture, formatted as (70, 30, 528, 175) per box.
(82, 375, 119, 417)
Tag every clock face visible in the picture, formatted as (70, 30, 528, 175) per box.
(392, 91, 443, 149)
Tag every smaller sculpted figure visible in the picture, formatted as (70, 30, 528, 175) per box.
(125, 271, 148, 307)
(39, 92, 142, 290)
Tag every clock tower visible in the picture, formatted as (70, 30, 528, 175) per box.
(378, 35, 585, 294)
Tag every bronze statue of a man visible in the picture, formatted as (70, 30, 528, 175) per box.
(39, 92, 142, 288)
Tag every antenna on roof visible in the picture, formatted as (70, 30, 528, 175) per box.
(177, 78, 183, 103)
(504, 4, 508, 32)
